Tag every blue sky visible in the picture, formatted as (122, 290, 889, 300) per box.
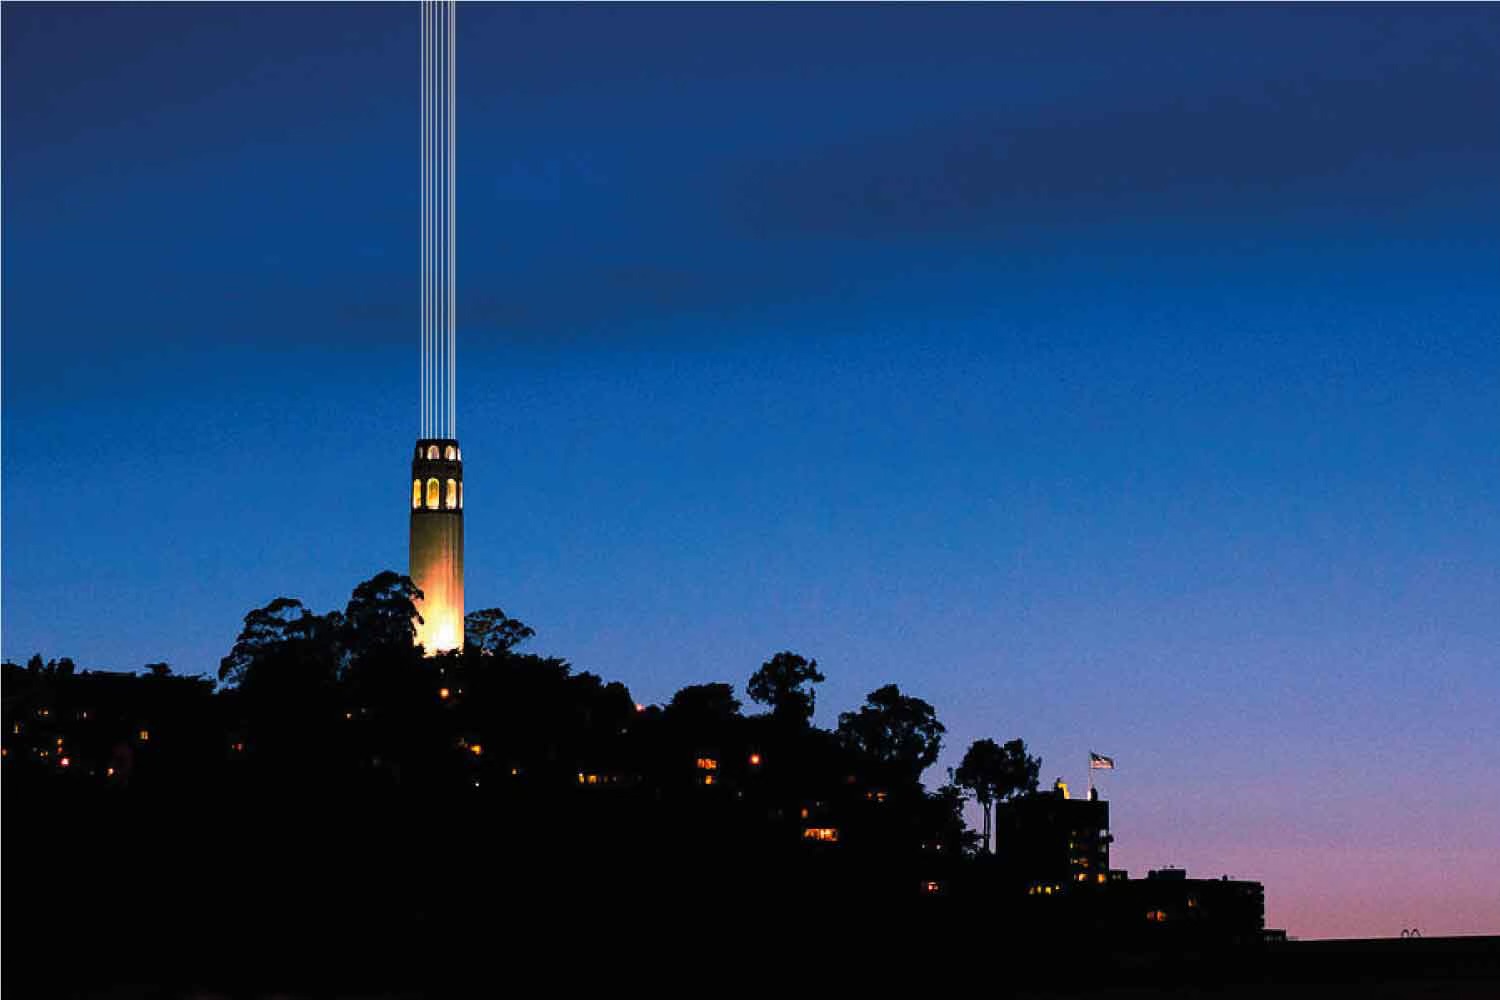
(5, 3, 1499, 937)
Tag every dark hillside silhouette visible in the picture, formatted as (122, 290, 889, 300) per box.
(4, 569, 1439, 995)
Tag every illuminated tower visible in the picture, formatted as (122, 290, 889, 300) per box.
(409, 0, 462, 653)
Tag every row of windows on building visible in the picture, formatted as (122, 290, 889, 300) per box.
(412, 478, 463, 510)
(417, 445, 462, 461)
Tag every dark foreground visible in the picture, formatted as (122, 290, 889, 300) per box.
(6, 784, 1497, 999)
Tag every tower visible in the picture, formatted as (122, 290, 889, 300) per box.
(410, 0, 462, 653)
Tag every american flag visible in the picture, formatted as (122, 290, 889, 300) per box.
(1089, 752, 1115, 770)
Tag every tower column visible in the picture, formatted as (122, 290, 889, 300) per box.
(410, 439, 464, 653)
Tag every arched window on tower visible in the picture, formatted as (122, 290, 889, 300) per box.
(445, 478, 457, 509)
(426, 478, 440, 509)
(412, 479, 422, 509)
(427, 445, 439, 460)
(458, 482, 463, 509)
(444, 445, 456, 460)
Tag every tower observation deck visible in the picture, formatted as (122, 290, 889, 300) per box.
(410, 0, 462, 653)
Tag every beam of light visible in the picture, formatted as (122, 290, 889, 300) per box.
(419, 1, 457, 440)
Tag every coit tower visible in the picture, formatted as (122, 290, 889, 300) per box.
(409, 0, 462, 653)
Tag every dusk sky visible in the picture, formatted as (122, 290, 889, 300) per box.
(4, 3, 1498, 939)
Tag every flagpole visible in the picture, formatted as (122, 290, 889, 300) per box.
(1087, 752, 1093, 801)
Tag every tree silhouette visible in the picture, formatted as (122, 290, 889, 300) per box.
(218, 597, 323, 684)
(747, 651, 825, 726)
(836, 684, 945, 781)
(666, 682, 742, 725)
(955, 737, 1041, 854)
(342, 572, 423, 663)
(464, 608, 536, 655)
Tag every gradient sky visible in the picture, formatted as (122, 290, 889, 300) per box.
(5, 3, 1498, 939)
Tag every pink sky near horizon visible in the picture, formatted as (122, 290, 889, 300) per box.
(1103, 777, 1500, 939)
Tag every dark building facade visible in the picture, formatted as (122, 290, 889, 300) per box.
(995, 780, 1113, 893)
(1108, 867, 1267, 947)
(991, 784, 1267, 948)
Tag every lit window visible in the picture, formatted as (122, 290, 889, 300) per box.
(106, 766, 115, 777)
(138, 729, 150, 742)
(802, 827, 839, 843)
(427, 445, 439, 460)
(923, 881, 940, 894)
(445, 478, 457, 509)
(695, 757, 718, 771)
(588, 774, 599, 785)
(412, 479, 422, 508)
(469, 744, 483, 756)
(444, 445, 456, 460)
(457, 482, 463, 509)
(748, 753, 762, 766)
(426, 478, 440, 508)
(439, 687, 451, 700)
(59, 756, 71, 768)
